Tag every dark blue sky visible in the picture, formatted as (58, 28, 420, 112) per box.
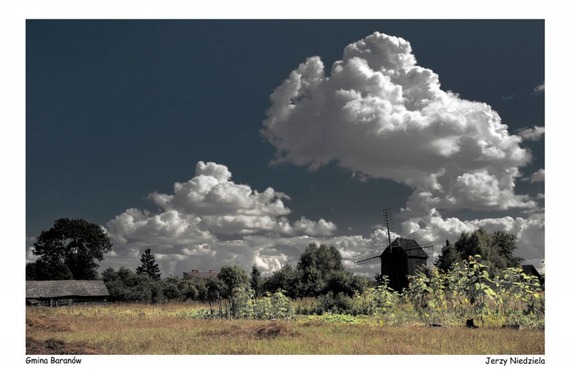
(26, 20, 545, 278)
(27, 20, 544, 239)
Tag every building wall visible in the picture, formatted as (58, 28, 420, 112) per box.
(26, 296, 108, 307)
(382, 251, 428, 292)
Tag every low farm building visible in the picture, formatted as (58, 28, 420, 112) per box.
(183, 269, 219, 280)
(26, 280, 109, 307)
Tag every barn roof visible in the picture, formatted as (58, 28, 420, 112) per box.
(183, 270, 219, 280)
(522, 264, 541, 278)
(380, 238, 429, 258)
(26, 280, 109, 298)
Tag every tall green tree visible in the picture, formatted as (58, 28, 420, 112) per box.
(136, 248, 161, 280)
(435, 240, 462, 272)
(32, 218, 112, 280)
(217, 265, 250, 318)
(297, 243, 344, 297)
(218, 265, 250, 299)
(447, 228, 523, 276)
(262, 263, 300, 298)
(250, 264, 262, 297)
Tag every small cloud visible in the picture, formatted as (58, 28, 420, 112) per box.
(518, 126, 545, 141)
(502, 94, 515, 101)
(530, 169, 545, 183)
(534, 83, 545, 94)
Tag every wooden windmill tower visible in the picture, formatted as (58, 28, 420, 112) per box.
(354, 208, 433, 291)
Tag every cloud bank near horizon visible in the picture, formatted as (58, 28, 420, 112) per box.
(104, 161, 338, 275)
(97, 159, 543, 278)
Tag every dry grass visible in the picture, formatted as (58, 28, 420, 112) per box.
(26, 303, 544, 355)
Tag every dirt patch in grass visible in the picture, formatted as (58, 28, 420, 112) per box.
(26, 337, 103, 355)
(26, 316, 76, 332)
(200, 322, 300, 339)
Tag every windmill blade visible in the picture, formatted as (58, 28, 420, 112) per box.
(383, 208, 394, 250)
(353, 250, 382, 265)
(418, 244, 433, 255)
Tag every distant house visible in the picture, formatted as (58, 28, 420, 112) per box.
(26, 280, 109, 307)
(522, 264, 544, 285)
(522, 264, 540, 278)
(183, 269, 219, 280)
(381, 238, 429, 292)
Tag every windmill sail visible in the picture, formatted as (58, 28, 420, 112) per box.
(353, 208, 433, 266)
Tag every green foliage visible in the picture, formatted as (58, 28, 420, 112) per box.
(259, 244, 368, 300)
(27, 260, 73, 281)
(434, 240, 461, 272)
(218, 265, 250, 299)
(136, 248, 161, 280)
(250, 264, 262, 297)
(31, 218, 112, 280)
(315, 292, 355, 315)
(405, 257, 544, 328)
(102, 267, 165, 303)
(496, 266, 545, 326)
(322, 271, 366, 297)
(252, 291, 293, 319)
(450, 228, 523, 276)
(162, 276, 182, 300)
(341, 275, 400, 317)
(406, 265, 448, 324)
(193, 289, 293, 320)
(297, 243, 344, 297)
(261, 263, 300, 298)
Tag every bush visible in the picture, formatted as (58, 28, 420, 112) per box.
(315, 292, 354, 315)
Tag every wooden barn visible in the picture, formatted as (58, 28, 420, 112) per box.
(26, 280, 109, 307)
(522, 264, 544, 285)
(380, 238, 429, 292)
(522, 264, 541, 278)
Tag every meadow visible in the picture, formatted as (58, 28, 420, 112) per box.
(26, 302, 544, 355)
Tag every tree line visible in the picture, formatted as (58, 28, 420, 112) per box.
(26, 218, 541, 312)
(100, 243, 372, 305)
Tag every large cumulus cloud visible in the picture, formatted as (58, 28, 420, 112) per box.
(262, 32, 535, 214)
(104, 161, 337, 275)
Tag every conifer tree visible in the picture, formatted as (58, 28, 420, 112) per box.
(250, 264, 262, 297)
(136, 248, 161, 280)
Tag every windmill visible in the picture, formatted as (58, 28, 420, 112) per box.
(354, 208, 433, 291)
(353, 208, 395, 265)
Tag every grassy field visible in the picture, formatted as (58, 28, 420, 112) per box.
(26, 303, 544, 355)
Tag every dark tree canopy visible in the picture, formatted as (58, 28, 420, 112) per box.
(437, 228, 523, 275)
(296, 243, 346, 297)
(434, 240, 461, 272)
(217, 265, 250, 299)
(262, 263, 300, 298)
(250, 264, 262, 297)
(32, 218, 112, 280)
(297, 243, 344, 274)
(136, 248, 161, 280)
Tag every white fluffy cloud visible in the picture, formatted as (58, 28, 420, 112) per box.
(104, 161, 337, 275)
(262, 32, 535, 215)
(518, 126, 545, 141)
(100, 33, 544, 277)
